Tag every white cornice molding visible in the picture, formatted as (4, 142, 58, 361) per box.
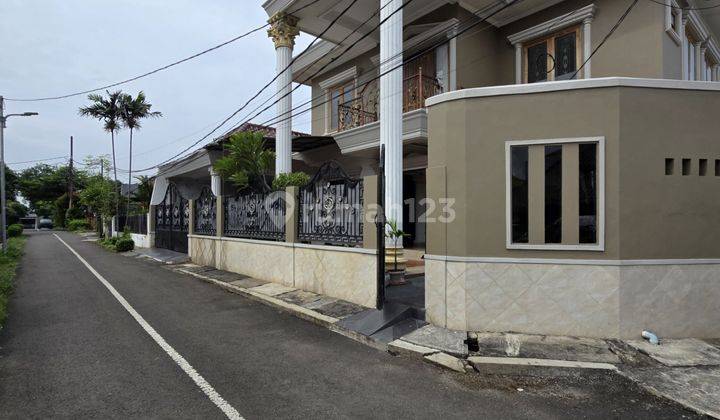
(291, 41, 337, 82)
(507, 4, 596, 45)
(262, 0, 295, 18)
(370, 18, 460, 66)
(426, 77, 720, 107)
(423, 254, 720, 266)
(318, 66, 357, 90)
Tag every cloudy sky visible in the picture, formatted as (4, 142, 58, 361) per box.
(0, 0, 312, 176)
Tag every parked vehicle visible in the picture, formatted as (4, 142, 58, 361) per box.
(38, 218, 53, 229)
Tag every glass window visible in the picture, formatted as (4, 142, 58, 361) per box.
(511, 146, 529, 243)
(527, 43, 548, 83)
(328, 82, 354, 132)
(544, 145, 563, 243)
(554, 33, 577, 80)
(524, 27, 579, 83)
(579, 143, 597, 243)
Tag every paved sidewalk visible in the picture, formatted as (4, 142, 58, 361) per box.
(2, 231, 697, 418)
(161, 259, 720, 419)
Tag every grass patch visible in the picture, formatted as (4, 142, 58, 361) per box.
(0, 236, 27, 329)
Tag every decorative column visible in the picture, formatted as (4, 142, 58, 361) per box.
(582, 18, 592, 78)
(448, 29, 458, 90)
(713, 64, 719, 82)
(681, 12, 689, 80)
(210, 168, 222, 196)
(514, 43, 523, 84)
(700, 42, 708, 81)
(268, 12, 299, 176)
(695, 41, 705, 81)
(380, 0, 404, 253)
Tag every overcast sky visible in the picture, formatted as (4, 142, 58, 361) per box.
(0, 0, 313, 176)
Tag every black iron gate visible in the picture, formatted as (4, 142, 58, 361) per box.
(154, 183, 189, 253)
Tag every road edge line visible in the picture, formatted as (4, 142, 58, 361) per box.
(53, 234, 243, 420)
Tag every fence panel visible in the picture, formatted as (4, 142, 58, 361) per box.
(224, 192, 285, 241)
(117, 214, 148, 234)
(193, 187, 217, 236)
(298, 161, 363, 246)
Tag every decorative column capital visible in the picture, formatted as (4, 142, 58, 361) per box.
(583, 17, 593, 25)
(268, 12, 300, 49)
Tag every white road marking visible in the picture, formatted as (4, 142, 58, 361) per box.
(53, 234, 243, 420)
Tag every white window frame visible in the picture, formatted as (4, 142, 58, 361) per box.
(508, 4, 595, 84)
(505, 136, 606, 251)
(318, 67, 357, 134)
(665, 0, 682, 46)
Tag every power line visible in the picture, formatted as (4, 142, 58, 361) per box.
(3, 0, 324, 102)
(147, 0, 518, 176)
(7, 156, 68, 165)
(571, 0, 640, 80)
(132, 0, 372, 172)
(645, 0, 720, 10)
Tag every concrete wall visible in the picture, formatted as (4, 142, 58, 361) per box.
(189, 235, 377, 308)
(424, 81, 720, 338)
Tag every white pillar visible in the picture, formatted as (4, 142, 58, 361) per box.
(210, 168, 222, 196)
(582, 18, 592, 79)
(380, 0, 403, 247)
(448, 31, 458, 91)
(695, 41, 705, 81)
(681, 13, 688, 80)
(268, 13, 299, 176)
(514, 43, 523, 84)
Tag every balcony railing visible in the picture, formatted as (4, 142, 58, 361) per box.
(336, 69, 442, 132)
(403, 68, 442, 113)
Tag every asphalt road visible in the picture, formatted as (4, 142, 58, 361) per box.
(0, 231, 701, 419)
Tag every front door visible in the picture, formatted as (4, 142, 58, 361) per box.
(154, 184, 189, 253)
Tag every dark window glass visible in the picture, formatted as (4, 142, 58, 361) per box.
(511, 146, 529, 243)
(527, 43, 548, 83)
(545, 145, 562, 243)
(579, 143, 597, 244)
(554, 33, 577, 80)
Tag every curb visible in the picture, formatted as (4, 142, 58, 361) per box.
(174, 268, 388, 353)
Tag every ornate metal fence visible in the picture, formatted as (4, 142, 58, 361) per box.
(193, 186, 217, 236)
(155, 183, 189, 254)
(298, 162, 363, 246)
(224, 192, 285, 241)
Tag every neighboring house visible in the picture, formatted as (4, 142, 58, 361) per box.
(150, 0, 720, 339)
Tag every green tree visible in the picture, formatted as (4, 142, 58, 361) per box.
(119, 91, 162, 219)
(18, 164, 88, 222)
(213, 131, 274, 192)
(132, 175, 153, 212)
(79, 90, 123, 219)
(79, 176, 118, 219)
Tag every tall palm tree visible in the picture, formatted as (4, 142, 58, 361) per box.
(119, 92, 162, 220)
(79, 90, 123, 220)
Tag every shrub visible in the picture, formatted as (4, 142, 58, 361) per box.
(67, 219, 90, 232)
(115, 238, 134, 252)
(272, 172, 310, 190)
(7, 224, 23, 238)
(65, 206, 85, 221)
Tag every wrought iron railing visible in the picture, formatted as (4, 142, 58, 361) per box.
(403, 68, 442, 113)
(298, 161, 363, 246)
(224, 192, 286, 241)
(338, 98, 378, 132)
(194, 187, 217, 236)
(335, 69, 441, 132)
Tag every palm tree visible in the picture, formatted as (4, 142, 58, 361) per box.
(79, 90, 123, 220)
(119, 92, 162, 221)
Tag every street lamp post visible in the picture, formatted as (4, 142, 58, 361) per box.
(0, 96, 38, 252)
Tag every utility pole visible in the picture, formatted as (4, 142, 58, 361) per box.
(68, 136, 74, 209)
(0, 96, 37, 251)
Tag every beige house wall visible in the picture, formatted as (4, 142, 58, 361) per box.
(424, 82, 720, 338)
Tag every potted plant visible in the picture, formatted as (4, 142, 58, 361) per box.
(385, 219, 409, 286)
